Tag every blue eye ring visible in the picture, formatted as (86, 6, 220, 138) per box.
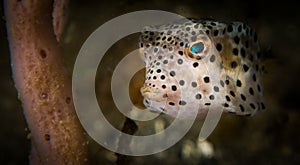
(190, 42, 204, 54)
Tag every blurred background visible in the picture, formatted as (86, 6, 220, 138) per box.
(1, 0, 299, 164)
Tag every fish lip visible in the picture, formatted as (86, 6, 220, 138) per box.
(140, 85, 162, 98)
(140, 86, 151, 94)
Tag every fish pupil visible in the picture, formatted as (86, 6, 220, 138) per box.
(190, 42, 204, 54)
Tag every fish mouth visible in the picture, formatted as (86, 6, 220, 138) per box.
(140, 85, 164, 102)
(140, 85, 168, 113)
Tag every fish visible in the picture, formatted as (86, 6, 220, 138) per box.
(138, 18, 265, 119)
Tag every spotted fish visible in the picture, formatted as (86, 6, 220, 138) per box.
(139, 18, 265, 119)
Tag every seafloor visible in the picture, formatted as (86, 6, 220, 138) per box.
(1, 0, 299, 164)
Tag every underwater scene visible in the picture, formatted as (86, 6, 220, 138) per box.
(1, 0, 299, 164)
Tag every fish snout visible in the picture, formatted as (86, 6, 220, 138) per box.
(140, 81, 166, 102)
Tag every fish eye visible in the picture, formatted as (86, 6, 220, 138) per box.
(190, 42, 204, 54)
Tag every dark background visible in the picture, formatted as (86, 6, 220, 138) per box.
(1, 0, 299, 164)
